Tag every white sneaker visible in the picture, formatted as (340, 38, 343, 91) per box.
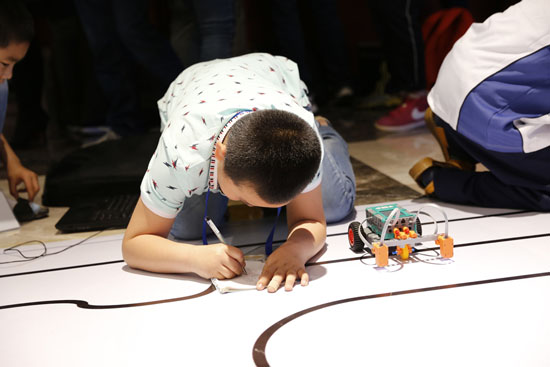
(81, 128, 121, 148)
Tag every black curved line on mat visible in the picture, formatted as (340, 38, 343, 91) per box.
(0, 260, 126, 279)
(252, 271, 550, 367)
(0, 284, 215, 310)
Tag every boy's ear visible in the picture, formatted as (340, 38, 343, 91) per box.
(214, 141, 227, 160)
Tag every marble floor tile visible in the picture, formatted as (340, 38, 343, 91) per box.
(348, 127, 445, 193)
(351, 157, 420, 205)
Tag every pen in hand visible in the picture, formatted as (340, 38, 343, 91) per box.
(204, 216, 247, 275)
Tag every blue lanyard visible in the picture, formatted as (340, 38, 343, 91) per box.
(202, 189, 281, 255)
(264, 207, 282, 256)
(201, 189, 211, 246)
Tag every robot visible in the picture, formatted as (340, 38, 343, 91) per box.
(348, 203, 454, 267)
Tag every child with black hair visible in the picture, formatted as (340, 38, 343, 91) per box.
(0, 0, 40, 201)
(123, 53, 356, 293)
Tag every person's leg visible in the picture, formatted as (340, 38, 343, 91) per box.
(192, 0, 235, 62)
(368, 0, 425, 93)
(268, 0, 313, 90)
(168, 0, 200, 68)
(370, 0, 428, 132)
(73, 0, 141, 137)
(113, 0, 183, 86)
(429, 116, 550, 211)
(169, 191, 229, 240)
(309, 0, 353, 100)
(433, 169, 550, 211)
(316, 118, 356, 223)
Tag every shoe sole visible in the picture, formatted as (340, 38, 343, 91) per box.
(409, 157, 435, 195)
(375, 119, 426, 132)
(409, 157, 468, 181)
(409, 156, 467, 195)
(409, 157, 435, 184)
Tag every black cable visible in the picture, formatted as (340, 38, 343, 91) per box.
(0, 240, 47, 264)
(0, 230, 106, 265)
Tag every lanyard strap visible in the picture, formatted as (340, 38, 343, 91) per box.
(202, 189, 282, 255)
(202, 189, 211, 245)
(264, 207, 282, 256)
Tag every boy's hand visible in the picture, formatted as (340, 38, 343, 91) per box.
(256, 247, 309, 293)
(193, 244, 245, 280)
(7, 163, 39, 201)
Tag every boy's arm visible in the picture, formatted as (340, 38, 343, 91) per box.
(122, 198, 246, 279)
(257, 184, 326, 293)
(0, 133, 40, 200)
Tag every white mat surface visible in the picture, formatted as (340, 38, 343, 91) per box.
(1, 199, 549, 367)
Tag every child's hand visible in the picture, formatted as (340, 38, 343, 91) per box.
(193, 244, 245, 280)
(256, 247, 308, 293)
(7, 163, 40, 201)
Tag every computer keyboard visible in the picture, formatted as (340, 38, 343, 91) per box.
(56, 194, 140, 233)
(91, 195, 137, 222)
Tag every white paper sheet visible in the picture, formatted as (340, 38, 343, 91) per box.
(211, 258, 265, 293)
(0, 191, 19, 232)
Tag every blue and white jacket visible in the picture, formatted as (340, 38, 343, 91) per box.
(428, 0, 550, 154)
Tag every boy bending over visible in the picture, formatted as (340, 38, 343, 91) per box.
(123, 53, 356, 292)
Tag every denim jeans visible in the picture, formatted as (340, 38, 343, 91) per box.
(169, 0, 235, 67)
(192, 0, 235, 62)
(170, 120, 356, 240)
(268, 0, 352, 95)
(0, 81, 8, 133)
(74, 0, 183, 136)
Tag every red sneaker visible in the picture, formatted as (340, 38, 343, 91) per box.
(374, 94, 428, 132)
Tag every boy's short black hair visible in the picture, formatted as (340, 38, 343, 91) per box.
(224, 109, 322, 204)
(0, 0, 34, 48)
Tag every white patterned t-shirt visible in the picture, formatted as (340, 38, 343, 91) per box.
(140, 53, 322, 218)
